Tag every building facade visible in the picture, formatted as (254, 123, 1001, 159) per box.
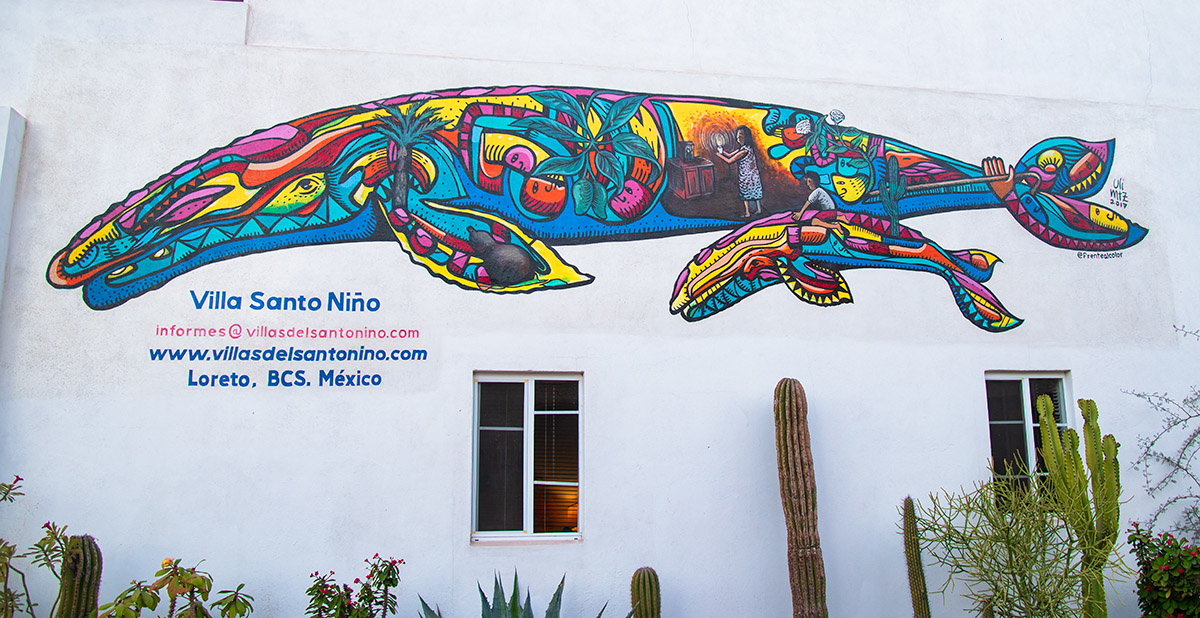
(2, 1, 1199, 616)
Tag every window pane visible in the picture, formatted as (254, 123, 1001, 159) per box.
(1029, 378, 1063, 424)
(477, 429, 523, 531)
(535, 414, 578, 483)
(535, 380, 578, 411)
(989, 424, 1027, 475)
(986, 380, 1024, 421)
(534, 484, 578, 533)
(480, 382, 524, 428)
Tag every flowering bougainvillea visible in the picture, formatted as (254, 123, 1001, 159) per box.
(1129, 524, 1200, 617)
(305, 555, 403, 618)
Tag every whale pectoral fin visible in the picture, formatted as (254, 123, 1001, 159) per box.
(668, 216, 798, 321)
(948, 248, 1001, 282)
(777, 257, 853, 306)
(946, 270, 1023, 332)
(384, 199, 592, 293)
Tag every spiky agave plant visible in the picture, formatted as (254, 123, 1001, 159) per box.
(417, 572, 633, 618)
(375, 103, 448, 215)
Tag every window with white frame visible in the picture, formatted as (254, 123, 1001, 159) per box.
(473, 373, 580, 540)
(984, 372, 1070, 485)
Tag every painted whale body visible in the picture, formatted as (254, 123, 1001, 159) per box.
(47, 86, 1145, 331)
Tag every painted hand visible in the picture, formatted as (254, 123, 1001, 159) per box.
(983, 156, 1014, 199)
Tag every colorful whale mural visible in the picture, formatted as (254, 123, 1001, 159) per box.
(47, 86, 1145, 331)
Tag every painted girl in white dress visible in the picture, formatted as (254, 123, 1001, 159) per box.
(715, 126, 763, 218)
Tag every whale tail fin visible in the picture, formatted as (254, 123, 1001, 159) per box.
(999, 138, 1147, 251)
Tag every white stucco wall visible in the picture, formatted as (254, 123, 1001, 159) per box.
(1, 1, 1198, 617)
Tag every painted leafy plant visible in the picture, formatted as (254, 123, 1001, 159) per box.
(511, 90, 659, 219)
(375, 103, 448, 214)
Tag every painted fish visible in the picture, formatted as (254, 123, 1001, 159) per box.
(47, 86, 1144, 330)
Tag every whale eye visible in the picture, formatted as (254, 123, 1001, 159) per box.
(108, 264, 135, 279)
(1037, 149, 1063, 173)
(262, 174, 327, 213)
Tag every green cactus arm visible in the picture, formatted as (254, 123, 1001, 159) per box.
(1079, 400, 1104, 502)
(1096, 435, 1121, 544)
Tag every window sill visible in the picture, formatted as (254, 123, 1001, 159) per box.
(470, 532, 582, 545)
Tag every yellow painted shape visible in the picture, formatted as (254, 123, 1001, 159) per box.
(68, 219, 122, 266)
(388, 200, 591, 292)
(180, 172, 260, 222)
(832, 175, 867, 202)
(1089, 203, 1129, 234)
(1037, 149, 1064, 171)
(481, 132, 554, 163)
(352, 184, 373, 207)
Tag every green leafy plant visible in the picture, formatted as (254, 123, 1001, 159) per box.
(417, 572, 632, 618)
(511, 90, 659, 219)
(1, 476, 72, 618)
(916, 461, 1092, 618)
(375, 103, 448, 215)
(95, 558, 252, 618)
(304, 555, 402, 618)
(1, 478, 250, 618)
(1128, 524, 1200, 617)
(1037, 396, 1122, 618)
(98, 581, 159, 618)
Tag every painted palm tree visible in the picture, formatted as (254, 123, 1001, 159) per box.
(376, 103, 448, 214)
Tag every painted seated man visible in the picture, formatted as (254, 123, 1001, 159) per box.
(791, 171, 847, 231)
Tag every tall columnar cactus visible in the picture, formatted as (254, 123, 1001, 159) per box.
(54, 535, 102, 618)
(901, 496, 930, 618)
(773, 378, 827, 618)
(629, 566, 660, 618)
(878, 155, 908, 234)
(1037, 396, 1121, 618)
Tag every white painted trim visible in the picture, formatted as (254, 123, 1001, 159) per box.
(0, 107, 26, 310)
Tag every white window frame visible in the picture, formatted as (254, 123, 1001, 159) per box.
(471, 371, 582, 543)
(984, 371, 1073, 482)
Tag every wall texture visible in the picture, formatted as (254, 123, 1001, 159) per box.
(2, 1, 1198, 617)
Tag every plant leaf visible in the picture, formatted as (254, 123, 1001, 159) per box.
(610, 133, 660, 168)
(510, 117, 588, 145)
(590, 181, 609, 219)
(418, 597, 443, 618)
(597, 95, 647, 136)
(543, 577, 565, 618)
(529, 91, 586, 126)
(572, 178, 594, 216)
(507, 573, 519, 618)
(593, 151, 622, 186)
(533, 155, 586, 178)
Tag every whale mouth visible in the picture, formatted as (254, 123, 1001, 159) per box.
(1064, 151, 1105, 196)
